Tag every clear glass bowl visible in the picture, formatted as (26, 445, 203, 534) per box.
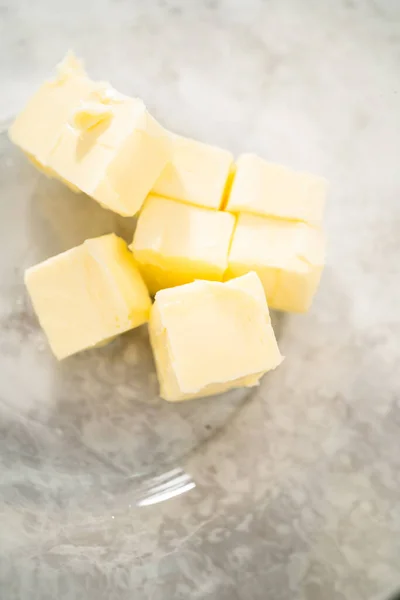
(1, 120, 398, 600)
(0, 123, 284, 516)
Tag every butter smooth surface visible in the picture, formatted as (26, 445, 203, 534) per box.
(9, 53, 171, 217)
(225, 153, 327, 224)
(227, 214, 325, 312)
(152, 134, 233, 209)
(149, 273, 283, 401)
(25, 234, 151, 359)
(131, 194, 236, 295)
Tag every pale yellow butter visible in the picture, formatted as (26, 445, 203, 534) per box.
(48, 93, 170, 216)
(131, 194, 236, 295)
(25, 234, 152, 359)
(225, 153, 327, 224)
(152, 134, 234, 209)
(10, 53, 171, 217)
(9, 53, 94, 168)
(226, 214, 325, 313)
(149, 272, 283, 402)
(70, 101, 113, 131)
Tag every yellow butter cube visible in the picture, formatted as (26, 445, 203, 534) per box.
(149, 272, 283, 402)
(225, 153, 327, 224)
(9, 53, 94, 169)
(131, 195, 236, 295)
(152, 134, 234, 210)
(226, 214, 325, 313)
(10, 53, 171, 217)
(25, 234, 152, 359)
(48, 90, 171, 216)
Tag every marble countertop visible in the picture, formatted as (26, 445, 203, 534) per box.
(1, 1, 400, 599)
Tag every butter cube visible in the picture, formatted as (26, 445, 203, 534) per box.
(152, 134, 234, 209)
(48, 90, 171, 216)
(149, 272, 283, 402)
(25, 234, 152, 359)
(225, 153, 327, 224)
(131, 195, 236, 295)
(10, 53, 171, 217)
(9, 53, 94, 168)
(227, 214, 325, 313)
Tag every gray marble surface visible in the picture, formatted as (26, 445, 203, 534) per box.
(1, 0, 400, 599)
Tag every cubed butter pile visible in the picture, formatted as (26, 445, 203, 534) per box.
(12, 52, 329, 402)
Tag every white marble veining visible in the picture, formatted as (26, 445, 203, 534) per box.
(1, 1, 400, 599)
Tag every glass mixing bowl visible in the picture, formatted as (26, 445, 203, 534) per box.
(0, 122, 284, 516)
